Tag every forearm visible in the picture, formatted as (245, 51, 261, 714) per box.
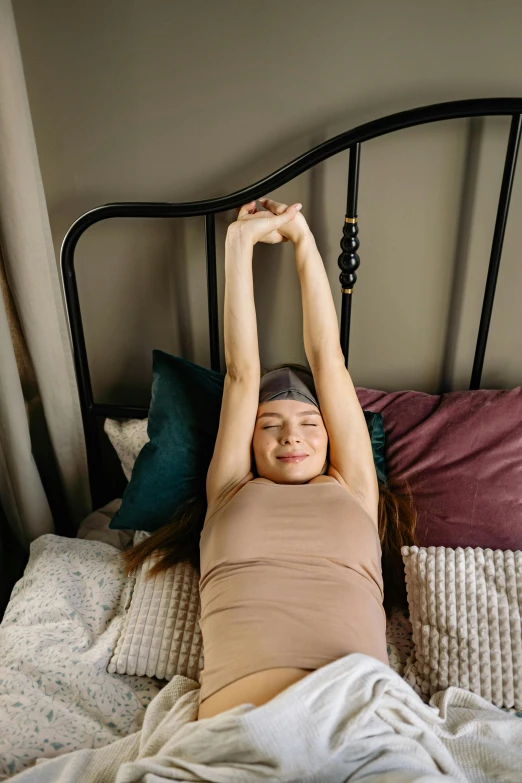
(295, 231, 344, 371)
(223, 229, 261, 379)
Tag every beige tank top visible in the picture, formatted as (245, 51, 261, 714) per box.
(198, 479, 388, 702)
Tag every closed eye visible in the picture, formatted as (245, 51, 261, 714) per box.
(263, 423, 317, 429)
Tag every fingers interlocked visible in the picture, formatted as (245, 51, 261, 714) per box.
(258, 197, 289, 215)
(232, 198, 302, 246)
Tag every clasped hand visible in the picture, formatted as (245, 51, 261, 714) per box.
(231, 197, 310, 246)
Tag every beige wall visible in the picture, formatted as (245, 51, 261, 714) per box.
(11, 0, 522, 404)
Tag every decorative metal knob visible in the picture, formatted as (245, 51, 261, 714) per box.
(338, 216, 359, 294)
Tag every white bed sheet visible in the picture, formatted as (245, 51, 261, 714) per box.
(2, 500, 516, 779)
(0, 521, 162, 780)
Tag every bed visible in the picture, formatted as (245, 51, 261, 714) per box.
(1, 97, 522, 779)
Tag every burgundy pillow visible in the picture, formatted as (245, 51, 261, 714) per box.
(355, 386, 522, 550)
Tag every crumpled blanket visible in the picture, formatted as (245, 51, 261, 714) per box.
(8, 652, 522, 782)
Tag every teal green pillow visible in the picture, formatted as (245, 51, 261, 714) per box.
(109, 350, 388, 531)
(363, 409, 387, 488)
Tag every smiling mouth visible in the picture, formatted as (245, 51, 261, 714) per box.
(277, 454, 308, 463)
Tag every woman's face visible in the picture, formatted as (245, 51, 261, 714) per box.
(252, 399, 329, 484)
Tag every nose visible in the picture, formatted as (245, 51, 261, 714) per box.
(281, 425, 301, 445)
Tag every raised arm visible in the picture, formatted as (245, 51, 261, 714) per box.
(205, 203, 302, 511)
(223, 228, 261, 380)
(205, 228, 260, 510)
(294, 230, 379, 519)
(294, 231, 344, 370)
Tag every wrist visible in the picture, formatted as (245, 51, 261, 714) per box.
(294, 228, 315, 250)
(294, 230, 316, 267)
(226, 224, 254, 256)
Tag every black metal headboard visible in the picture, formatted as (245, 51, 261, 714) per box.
(61, 98, 522, 511)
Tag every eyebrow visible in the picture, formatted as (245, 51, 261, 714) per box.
(257, 410, 321, 420)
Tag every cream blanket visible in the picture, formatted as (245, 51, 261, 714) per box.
(9, 653, 522, 782)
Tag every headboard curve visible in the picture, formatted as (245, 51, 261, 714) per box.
(60, 98, 522, 509)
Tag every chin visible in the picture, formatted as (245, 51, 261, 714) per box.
(274, 464, 320, 483)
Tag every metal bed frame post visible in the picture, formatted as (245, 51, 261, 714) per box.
(338, 144, 361, 368)
(62, 226, 106, 510)
(204, 214, 221, 372)
(469, 113, 521, 390)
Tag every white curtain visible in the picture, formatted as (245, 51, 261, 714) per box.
(0, 0, 90, 574)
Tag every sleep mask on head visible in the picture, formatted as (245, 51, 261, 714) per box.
(259, 367, 319, 408)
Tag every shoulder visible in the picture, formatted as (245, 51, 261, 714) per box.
(204, 472, 255, 524)
(327, 465, 379, 527)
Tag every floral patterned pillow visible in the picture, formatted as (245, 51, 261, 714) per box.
(104, 418, 149, 481)
(385, 607, 414, 676)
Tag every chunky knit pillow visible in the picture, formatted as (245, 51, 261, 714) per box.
(108, 547, 204, 683)
(402, 545, 522, 710)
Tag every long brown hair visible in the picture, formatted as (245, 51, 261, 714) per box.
(122, 363, 418, 617)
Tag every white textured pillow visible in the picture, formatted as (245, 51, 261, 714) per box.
(104, 418, 149, 481)
(108, 551, 204, 682)
(402, 545, 522, 709)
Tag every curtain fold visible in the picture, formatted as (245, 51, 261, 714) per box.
(0, 0, 90, 559)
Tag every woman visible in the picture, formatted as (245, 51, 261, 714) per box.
(124, 198, 417, 722)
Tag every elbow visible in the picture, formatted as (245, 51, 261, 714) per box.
(308, 348, 345, 374)
(226, 362, 260, 383)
